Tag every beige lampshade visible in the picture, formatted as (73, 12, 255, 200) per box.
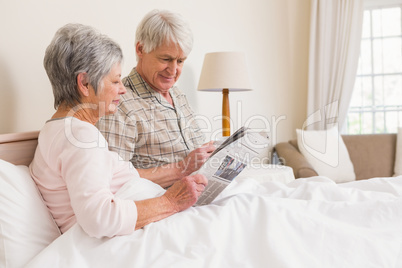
(197, 52, 252, 92)
(197, 52, 252, 137)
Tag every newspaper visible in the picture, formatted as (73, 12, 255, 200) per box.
(194, 127, 270, 206)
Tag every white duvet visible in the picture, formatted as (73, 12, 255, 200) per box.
(26, 175, 402, 268)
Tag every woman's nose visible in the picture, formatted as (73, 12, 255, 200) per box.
(119, 82, 126, 94)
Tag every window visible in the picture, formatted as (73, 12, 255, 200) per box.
(346, 4, 402, 134)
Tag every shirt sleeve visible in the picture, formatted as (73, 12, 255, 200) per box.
(60, 125, 138, 238)
(172, 87, 206, 149)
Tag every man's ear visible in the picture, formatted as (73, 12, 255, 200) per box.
(136, 42, 144, 58)
(77, 73, 90, 97)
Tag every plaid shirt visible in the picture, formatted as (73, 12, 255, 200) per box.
(97, 67, 205, 169)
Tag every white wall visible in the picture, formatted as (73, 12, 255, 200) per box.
(0, 0, 310, 145)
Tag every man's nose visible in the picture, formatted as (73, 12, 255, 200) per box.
(167, 61, 177, 76)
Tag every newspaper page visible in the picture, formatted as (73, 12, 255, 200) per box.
(194, 127, 269, 206)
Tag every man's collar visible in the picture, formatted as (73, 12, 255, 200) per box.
(124, 67, 177, 108)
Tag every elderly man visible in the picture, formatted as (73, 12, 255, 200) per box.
(97, 9, 215, 188)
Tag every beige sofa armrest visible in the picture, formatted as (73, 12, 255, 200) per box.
(275, 141, 318, 178)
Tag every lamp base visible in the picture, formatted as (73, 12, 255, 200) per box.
(222, 88, 230, 137)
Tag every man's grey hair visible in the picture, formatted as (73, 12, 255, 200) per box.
(44, 23, 123, 109)
(135, 9, 193, 59)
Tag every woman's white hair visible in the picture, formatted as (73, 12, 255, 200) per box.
(44, 23, 123, 109)
(135, 9, 193, 59)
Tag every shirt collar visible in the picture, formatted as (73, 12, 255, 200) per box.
(124, 67, 177, 108)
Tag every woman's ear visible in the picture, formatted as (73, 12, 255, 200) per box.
(77, 73, 90, 97)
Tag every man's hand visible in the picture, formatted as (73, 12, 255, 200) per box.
(177, 141, 216, 177)
(163, 174, 208, 212)
(136, 142, 215, 188)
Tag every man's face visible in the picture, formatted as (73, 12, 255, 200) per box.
(136, 41, 187, 95)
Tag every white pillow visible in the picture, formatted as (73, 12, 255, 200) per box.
(394, 128, 402, 176)
(296, 127, 355, 183)
(0, 159, 60, 267)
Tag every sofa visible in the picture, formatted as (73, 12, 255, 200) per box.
(275, 133, 397, 180)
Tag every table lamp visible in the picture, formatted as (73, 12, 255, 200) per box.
(197, 52, 252, 137)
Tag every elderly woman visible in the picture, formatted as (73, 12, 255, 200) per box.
(29, 23, 207, 238)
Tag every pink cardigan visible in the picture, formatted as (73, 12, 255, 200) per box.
(30, 117, 163, 238)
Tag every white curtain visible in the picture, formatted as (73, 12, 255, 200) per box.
(306, 0, 364, 131)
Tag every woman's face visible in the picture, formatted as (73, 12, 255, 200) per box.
(96, 63, 126, 117)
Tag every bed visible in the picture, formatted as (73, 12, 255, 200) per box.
(1, 131, 402, 268)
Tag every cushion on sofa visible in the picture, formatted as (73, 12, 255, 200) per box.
(394, 128, 402, 176)
(343, 133, 396, 180)
(296, 127, 355, 183)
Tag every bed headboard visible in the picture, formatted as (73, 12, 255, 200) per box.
(0, 131, 39, 166)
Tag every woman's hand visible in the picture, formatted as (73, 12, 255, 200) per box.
(163, 174, 208, 212)
(134, 174, 208, 230)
